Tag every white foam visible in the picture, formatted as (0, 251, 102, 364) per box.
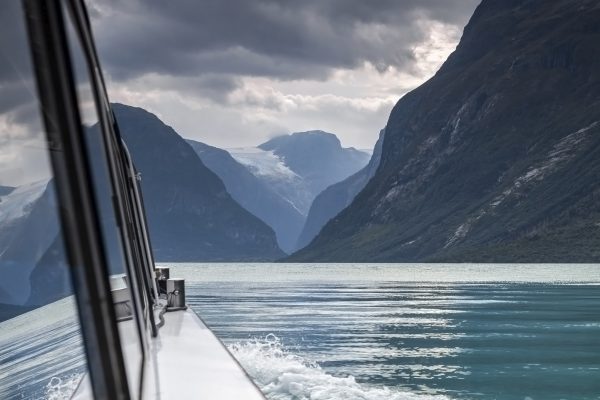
(228, 334, 450, 400)
(44, 374, 83, 400)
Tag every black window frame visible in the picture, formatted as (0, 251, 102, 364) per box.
(22, 0, 160, 398)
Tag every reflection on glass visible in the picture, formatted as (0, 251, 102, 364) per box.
(0, 1, 88, 398)
(61, 5, 145, 398)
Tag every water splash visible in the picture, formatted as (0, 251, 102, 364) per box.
(44, 374, 83, 400)
(228, 334, 450, 400)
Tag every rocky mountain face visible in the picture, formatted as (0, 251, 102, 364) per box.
(296, 129, 385, 250)
(187, 140, 304, 253)
(290, 0, 600, 262)
(113, 104, 284, 261)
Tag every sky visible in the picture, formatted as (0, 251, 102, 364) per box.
(0, 0, 480, 186)
(89, 0, 481, 150)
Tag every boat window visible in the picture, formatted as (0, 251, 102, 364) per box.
(0, 1, 90, 398)
(60, 3, 147, 397)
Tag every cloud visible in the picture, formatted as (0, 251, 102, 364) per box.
(0, 2, 53, 186)
(90, 0, 479, 82)
(86, 0, 479, 150)
(0, 0, 480, 185)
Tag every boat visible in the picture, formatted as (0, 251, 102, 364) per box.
(0, 0, 266, 398)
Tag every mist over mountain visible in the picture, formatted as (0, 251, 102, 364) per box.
(290, 0, 600, 262)
(296, 129, 385, 250)
(113, 104, 284, 261)
(187, 139, 304, 253)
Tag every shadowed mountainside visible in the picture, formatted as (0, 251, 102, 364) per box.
(187, 139, 304, 253)
(296, 129, 385, 250)
(289, 0, 600, 262)
(113, 104, 284, 261)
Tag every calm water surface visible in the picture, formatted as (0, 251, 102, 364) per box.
(176, 264, 600, 400)
(0, 263, 598, 399)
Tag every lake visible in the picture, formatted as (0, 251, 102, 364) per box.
(1, 263, 599, 399)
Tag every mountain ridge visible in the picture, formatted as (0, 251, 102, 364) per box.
(187, 139, 304, 253)
(229, 131, 371, 218)
(295, 128, 385, 250)
(113, 103, 285, 261)
(289, 0, 600, 262)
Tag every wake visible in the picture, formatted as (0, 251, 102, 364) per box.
(228, 334, 450, 400)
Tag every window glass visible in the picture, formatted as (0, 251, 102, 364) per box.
(61, 4, 146, 398)
(0, 1, 89, 398)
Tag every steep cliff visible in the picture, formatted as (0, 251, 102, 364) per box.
(114, 104, 284, 261)
(290, 0, 600, 262)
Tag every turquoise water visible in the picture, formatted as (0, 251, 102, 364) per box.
(176, 264, 600, 400)
(0, 264, 599, 399)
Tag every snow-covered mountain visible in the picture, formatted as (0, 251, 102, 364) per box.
(0, 180, 47, 223)
(187, 140, 304, 253)
(229, 131, 371, 219)
(224, 131, 371, 252)
(113, 104, 284, 261)
(228, 146, 312, 216)
(0, 179, 61, 305)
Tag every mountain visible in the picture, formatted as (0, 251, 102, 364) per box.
(0, 186, 14, 197)
(230, 130, 370, 215)
(187, 140, 304, 253)
(229, 146, 312, 216)
(257, 131, 371, 211)
(0, 180, 63, 305)
(0, 303, 35, 322)
(227, 130, 370, 251)
(113, 103, 284, 261)
(296, 129, 385, 250)
(289, 0, 600, 262)
(0, 104, 287, 310)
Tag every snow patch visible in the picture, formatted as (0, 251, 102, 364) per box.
(491, 121, 599, 209)
(229, 147, 299, 182)
(445, 222, 471, 248)
(228, 147, 312, 215)
(0, 179, 49, 223)
(383, 186, 401, 202)
(445, 121, 599, 248)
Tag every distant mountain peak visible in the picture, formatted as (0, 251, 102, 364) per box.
(229, 130, 370, 220)
(259, 130, 343, 152)
(187, 139, 305, 253)
(294, 128, 386, 251)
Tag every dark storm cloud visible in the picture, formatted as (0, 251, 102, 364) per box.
(0, 1, 31, 83)
(92, 0, 481, 82)
(0, 82, 32, 115)
(0, 1, 38, 114)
